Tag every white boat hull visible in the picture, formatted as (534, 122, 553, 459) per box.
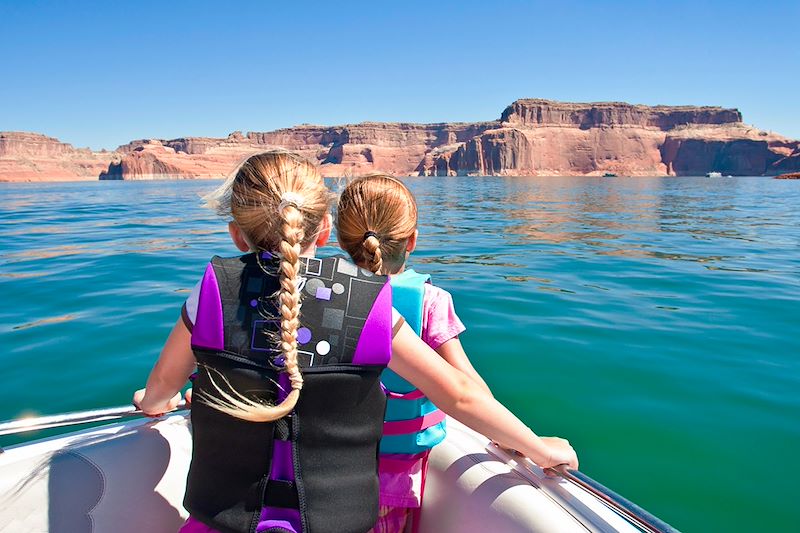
(0, 414, 651, 533)
(0, 415, 190, 533)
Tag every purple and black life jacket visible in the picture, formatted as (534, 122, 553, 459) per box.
(184, 253, 393, 533)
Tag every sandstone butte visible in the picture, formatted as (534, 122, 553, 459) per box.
(1, 99, 799, 182)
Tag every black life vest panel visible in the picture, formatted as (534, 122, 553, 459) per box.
(184, 253, 393, 533)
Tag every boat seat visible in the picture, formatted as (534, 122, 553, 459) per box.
(0, 415, 191, 533)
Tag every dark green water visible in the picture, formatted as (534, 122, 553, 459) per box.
(1, 177, 798, 532)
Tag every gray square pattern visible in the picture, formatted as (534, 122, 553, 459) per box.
(304, 257, 323, 276)
(336, 259, 358, 277)
(345, 278, 384, 319)
(322, 308, 345, 330)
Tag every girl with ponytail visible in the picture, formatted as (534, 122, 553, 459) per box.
(337, 174, 492, 532)
(133, 156, 577, 533)
(337, 175, 488, 388)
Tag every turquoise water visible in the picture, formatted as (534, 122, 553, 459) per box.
(1, 177, 798, 532)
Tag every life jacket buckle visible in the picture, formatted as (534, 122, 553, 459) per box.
(262, 479, 300, 509)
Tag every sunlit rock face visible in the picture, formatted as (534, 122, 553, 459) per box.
(0, 132, 116, 182)
(2, 99, 798, 181)
(424, 100, 799, 177)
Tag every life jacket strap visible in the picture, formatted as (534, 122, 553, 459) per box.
(378, 452, 428, 473)
(274, 415, 294, 441)
(382, 409, 446, 436)
(385, 388, 426, 400)
(262, 479, 299, 509)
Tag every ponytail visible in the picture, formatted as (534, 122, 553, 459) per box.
(336, 174, 418, 275)
(362, 233, 383, 274)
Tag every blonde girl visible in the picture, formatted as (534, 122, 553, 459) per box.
(134, 152, 577, 533)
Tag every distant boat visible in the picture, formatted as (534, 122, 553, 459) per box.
(603, 172, 618, 177)
(705, 171, 722, 178)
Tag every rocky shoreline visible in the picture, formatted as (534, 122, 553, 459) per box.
(2, 99, 799, 182)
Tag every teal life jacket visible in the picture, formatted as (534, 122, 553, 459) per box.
(380, 269, 447, 455)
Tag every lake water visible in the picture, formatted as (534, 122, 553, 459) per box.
(1, 176, 798, 532)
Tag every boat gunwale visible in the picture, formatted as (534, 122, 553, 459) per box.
(1, 409, 679, 533)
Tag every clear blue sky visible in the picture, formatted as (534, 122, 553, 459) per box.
(1, 0, 798, 150)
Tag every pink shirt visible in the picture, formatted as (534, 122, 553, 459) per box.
(420, 284, 466, 350)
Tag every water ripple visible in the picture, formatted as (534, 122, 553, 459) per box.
(1, 177, 799, 532)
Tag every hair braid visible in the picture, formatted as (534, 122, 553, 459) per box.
(276, 204, 305, 403)
(362, 234, 383, 274)
(197, 150, 331, 423)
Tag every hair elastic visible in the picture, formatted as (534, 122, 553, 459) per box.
(278, 192, 304, 211)
(363, 231, 378, 241)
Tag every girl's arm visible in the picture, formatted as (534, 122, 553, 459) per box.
(389, 321, 578, 470)
(436, 337, 492, 395)
(133, 318, 196, 415)
(423, 285, 491, 394)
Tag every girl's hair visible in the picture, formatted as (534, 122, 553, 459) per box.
(336, 174, 418, 275)
(200, 150, 331, 422)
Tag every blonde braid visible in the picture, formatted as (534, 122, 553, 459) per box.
(276, 204, 304, 403)
(198, 204, 304, 421)
(197, 150, 331, 423)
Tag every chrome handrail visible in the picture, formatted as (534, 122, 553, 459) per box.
(0, 402, 188, 438)
(545, 464, 680, 533)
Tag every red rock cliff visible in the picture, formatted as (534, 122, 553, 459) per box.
(424, 100, 798, 177)
(500, 99, 742, 129)
(0, 132, 116, 182)
(2, 99, 797, 181)
(99, 121, 498, 180)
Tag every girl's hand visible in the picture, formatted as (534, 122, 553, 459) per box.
(133, 388, 182, 417)
(536, 437, 579, 470)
